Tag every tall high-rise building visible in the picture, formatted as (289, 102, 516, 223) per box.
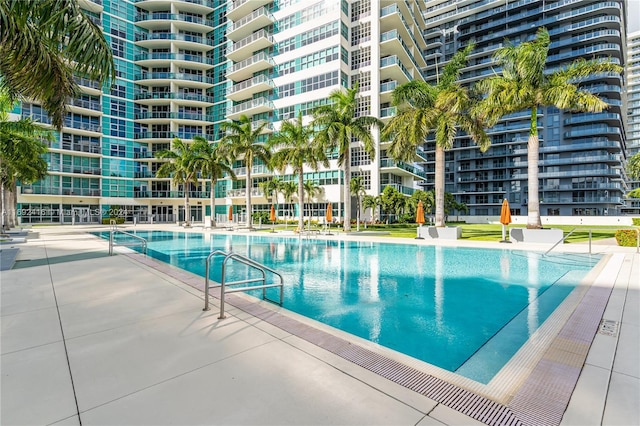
(14, 0, 630, 224)
(623, 30, 640, 214)
(16, 0, 427, 225)
(419, 0, 628, 217)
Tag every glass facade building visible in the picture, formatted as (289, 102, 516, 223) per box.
(419, 0, 628, 217)
(623, 30, 640, 214)
(15, 0, 632, 224)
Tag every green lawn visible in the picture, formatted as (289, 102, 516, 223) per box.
(264, 222, 624, 243)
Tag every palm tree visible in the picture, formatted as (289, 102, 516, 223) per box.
(280, 180, 298, 227)
(0, 0, 115, 129)
(1, 91, 49, 229)
(313, 85, 383, 231)
(382, 44, 490, 228)
(362, 194, 381, 227)
(349, 176, 366, 231)
(192, 137, 235, 228)
(220, 115, 271, 229)
(155, 138, 201, 227)
(260, 177, 282, 226)
(303, 180, 322, 230)
(628, 153, 640, 181)
(260, 177, 282, 205)
(269, 112, 328, 232)
(477, 27, 622, 229)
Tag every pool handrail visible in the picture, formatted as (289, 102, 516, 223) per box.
(108, 230, 147, 255)
(544, 227, 639, 256)
(203, 250, 284, 318)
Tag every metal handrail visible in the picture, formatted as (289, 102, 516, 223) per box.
(544, 227, 639, 256)
(203, 250, 284, 318)
(108, 230, 147, 255)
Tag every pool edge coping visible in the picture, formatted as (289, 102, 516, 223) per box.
(117, 240, 621, 426)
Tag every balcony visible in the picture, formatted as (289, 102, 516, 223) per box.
(134, 53, 214, 70)
(227, 74, 274, 101)
(134, 111, 215, 125)
(226, 51, 274, 82)
(379, 106, 396, 120)
(134, 171, 155, 178)
(227, 97, 274, 120)
(60, 165, 102, 175)
(63, 121, 101, 135)
(61, 143, 101, 157)
(134, 32, 214, 50)
(68, 98, 102, 115)
(135, 13, 214, 32)
(380, 158, 425, 179)
(134, 0, 214, 14)
(135, 72, 214, 88)
(225, 187, 264, 198)
(134, 92, 215, 106)
(134, 131, 173, 141)
(226, 6, 274, 42)
(379, 183, 415, 196)
(226, 0, 272, 22)
(226, 29, 274, 62)
(379, 80, 398, 103)
(380, 55, 413, 84)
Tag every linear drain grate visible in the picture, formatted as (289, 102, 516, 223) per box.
(598, 319, 619, 337)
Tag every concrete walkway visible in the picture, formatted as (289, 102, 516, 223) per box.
(1, 226, 638, 425)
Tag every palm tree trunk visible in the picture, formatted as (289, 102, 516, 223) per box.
(434, 145, 446, 227)
(8, 183, 17, 228)
(527, 135, 542, 229)
(245, 170, 252, 229)
(343, 155, 351, 232)
(297, 172, 304, 231)
(356, 196, 360, 232)
(210, 178, 216, 228)
(184, 191, 191, 227)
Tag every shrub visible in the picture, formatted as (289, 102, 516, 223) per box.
(102, 218, 125, 225)
(632, 218, 640, 226)
(615, 229, 639, 247)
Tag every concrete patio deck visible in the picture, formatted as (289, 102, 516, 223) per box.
(1, 225, 638, 425)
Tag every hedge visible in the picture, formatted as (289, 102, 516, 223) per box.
(101, 218, 125, 225)
(615, 229, 639, 247)
(632, 218, 640, 226)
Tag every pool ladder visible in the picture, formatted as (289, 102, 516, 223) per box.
(108, 230, 147, 255)
(203, 250, 284, 319)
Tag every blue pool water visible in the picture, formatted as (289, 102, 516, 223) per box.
(100, 230, 600, 384)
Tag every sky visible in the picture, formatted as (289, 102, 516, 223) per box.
(630, 0, 640, 33)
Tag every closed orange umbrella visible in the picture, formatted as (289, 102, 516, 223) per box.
(500, 199, 512, 225)
(326, 203, 333, 223)
(228, 206, 233, 222)
(270, 204, 276, 222)
(416, 200, 425, 225)
(500, 199, 512, 243)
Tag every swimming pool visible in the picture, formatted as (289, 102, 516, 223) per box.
(100, 230, 600, 384)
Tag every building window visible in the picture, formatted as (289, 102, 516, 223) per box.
(351, 147, 372, 166)
(351, 71, 370, 91)
(111, 84, 126, 98)
(355, 95, 370, 117)
(110, 144, 126, 158)
(110, 99, 126, 117)
(351, 22, 371, 46)
(110, 119, 126, 138)
(351, 46, 370, 70)
(351, 0, 371, 21)
(111, 38, 124, 58)
(350, 170, 371, 190)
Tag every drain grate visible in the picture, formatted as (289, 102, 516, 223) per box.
(598, 319, 619, 337)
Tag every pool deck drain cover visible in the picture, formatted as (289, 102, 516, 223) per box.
(597, 319, 619, 337)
